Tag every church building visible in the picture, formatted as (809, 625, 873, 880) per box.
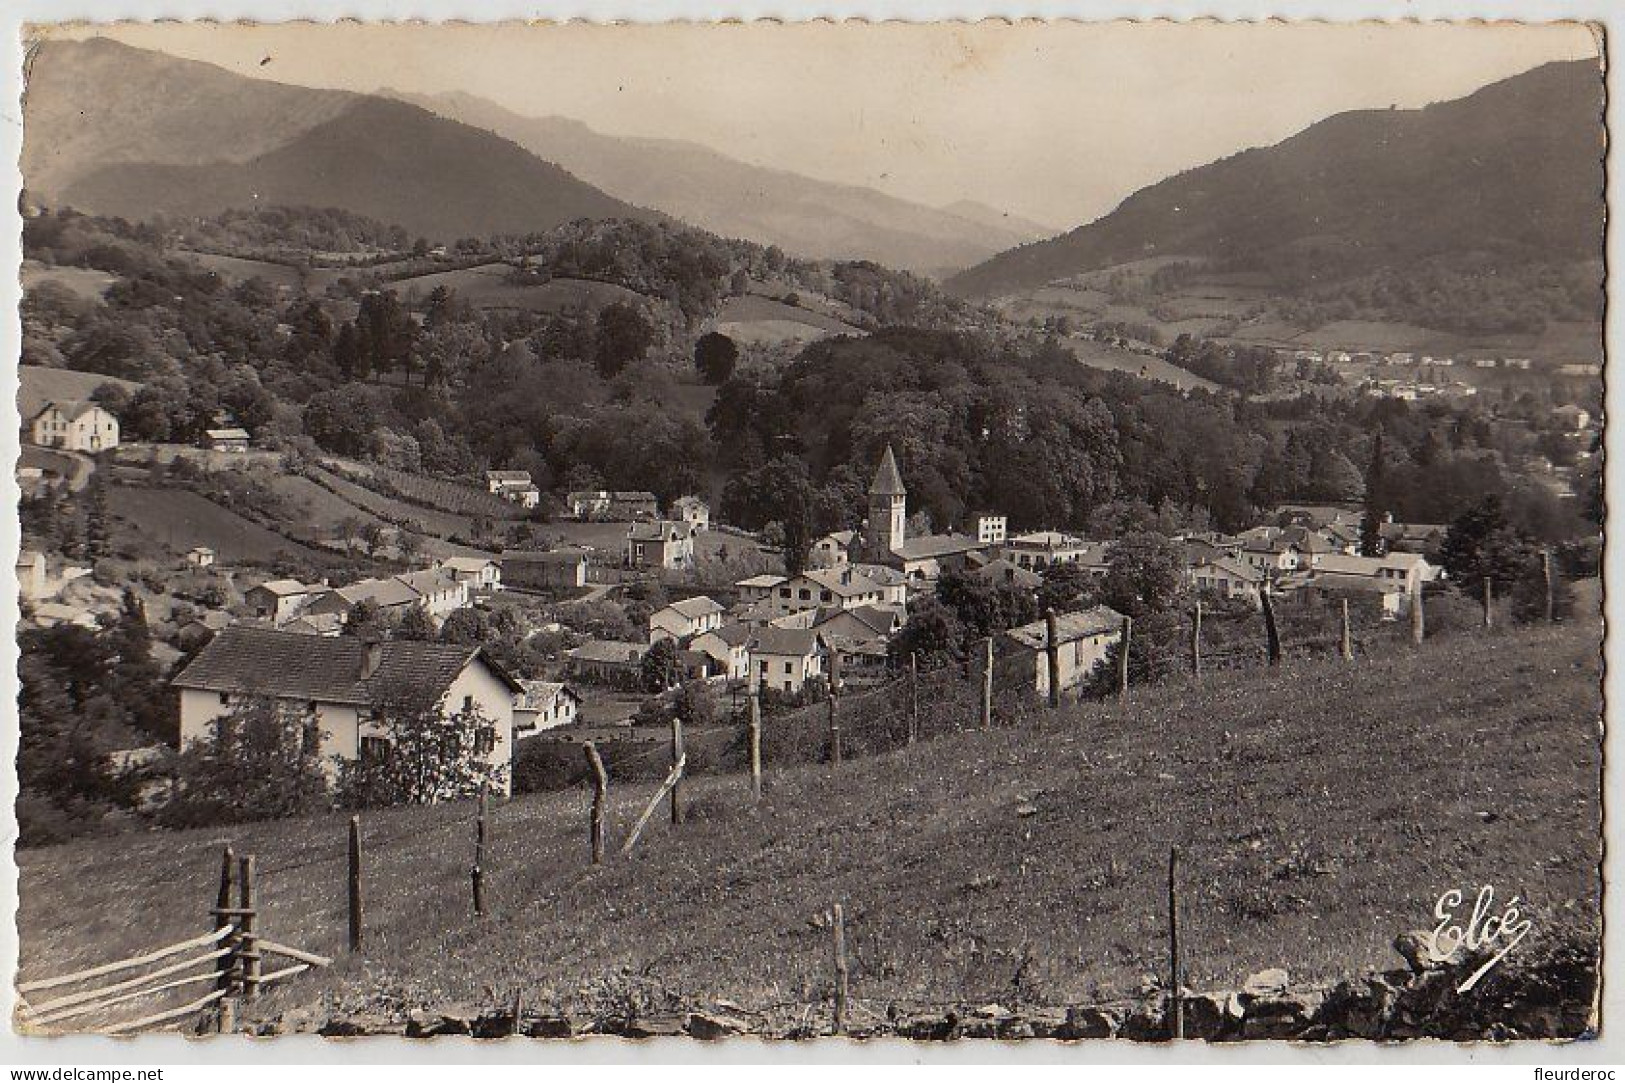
(855, 445, 989, 581)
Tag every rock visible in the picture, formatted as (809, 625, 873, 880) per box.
(972, 1002, 1011, 1019)
(1059, 1005, 1115, 1039)
(1024, 1010, 1069, 1039)
(1118, 1004, 1169, 1042)
(895, 1012, 959, 1040)
(621, 1012, 687, 1038)
(687, 1011, 745, 1040)
(1178, 992, 1231, 1040)
(1241, 968, 1290, 998)
(404, 1004, 481, 1038)
(319, 1013, 402, 1037)
(522, 1015, 576, 1039)
(1394, 929, 1466, 973)
(1240, 993, 1319, 1040)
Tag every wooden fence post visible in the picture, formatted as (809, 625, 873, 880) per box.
(213, 844, 236, 1032)
(1339, 599, 1354, 662)
(1543, 548, 1555, 623)
(827, 694, 842, 767)
(347, 817, 363, 952)
(1168, 847, 1183, 1041)
(1260, 588, 1282, 666)
(237, 855, 259, 1001)
(1410, 579, 1425, 646)
(584, 742, 607, 865)
(669, 717, 685, 825)
(1483, 576, 1495, 629)
(1190, 600, 1202, 679)
(980, 636, 994, 730)
(1044, 609, 1062, 708)
(1117, 616, 1132, 704)
(831, 903, 849, 1035)
(747, 691, 763, 800)
(907, 652, 919, 745)
(471, 783, 488, 916)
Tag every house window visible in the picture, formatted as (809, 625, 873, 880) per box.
(820, 590, 832, 602)
(218, 692, 231, 706)
(778, 588, 791, 599)
(361, 735, 389, 761)
(783, 661, 793, 675)
(799, 589, 811, 601)
(462, 695, 475, 714)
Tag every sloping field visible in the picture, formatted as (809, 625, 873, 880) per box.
(1065, 337, 1222, 394)
(17, 621, 1600, 1026)
(105, 485, 337, 566)
(383, 265, 645, 314)
(20, 260, 119, 301)
(18, 366, 139, 420)
(713, 294, 863, 345)
(174, 250, 306, 290)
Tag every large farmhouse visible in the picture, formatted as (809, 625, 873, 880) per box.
(31, 400, 119, 453)
(171, 627, 523, 796)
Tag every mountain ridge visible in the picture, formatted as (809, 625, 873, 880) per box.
(945, 59, 1605, 299)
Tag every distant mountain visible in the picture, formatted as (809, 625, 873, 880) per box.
(385, 89, 1050, 275)
(946, 60, 1605, 299)
(939, 200, 1056, 241)
(24, 38, 653, 242)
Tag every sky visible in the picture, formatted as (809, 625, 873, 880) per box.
(45, 21, 1601, 229)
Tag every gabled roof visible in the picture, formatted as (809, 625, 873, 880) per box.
(394, 569, 460, 595)
(848, 563, 907, 587)
(502, 547, 589, 564)
(249, 578, 310, 597)
(799, 567, 884, 597)
(819, 530, 857, 547)
(612, 490, 659, 502)
(1194, 556, 1264, 582)
(814, 604, 901, 639)
(486, 470, 532, 483)
(896, 533, 983, 561)
(206, 428, 249, 441)
(515, 679, 581, 710)
(628, 520, 696, 543)
(696, 621, 754, 648)
(1004, 606, 1127, 650)
(973, 558, 1043, 589)
(663, 595, 725, 621)
(441, 556, 496, 573)
(736, 574, 788, 589)
(869, 444, 907, 497)
(172, 626, 518, 704)
(749, 626, 824, 657)
(671, 495, 709, 509)
(332, 577, 422, 609)
(34, 400, 107, 423)
(569, 639, 648, 664)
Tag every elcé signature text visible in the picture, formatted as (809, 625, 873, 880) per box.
(1427, 885, 1534, 993)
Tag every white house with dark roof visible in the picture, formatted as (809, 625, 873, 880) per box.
(626, 520, 697, 569)
(769, 567, 888, 616)
(669, 495, 710, 532)
(648, 595, 726, 644)
(998, 606, 1127, 700)
(735, 574, 788, 607)
(31, 400, 119, 452)
(244, 578, 316, 624)
(439, 556, 501, 594)
(1190, 556, 1265, 602)
(513, 680, 582, 733)
(690, 621, 753, 680)
(171, 626, 523, 795)
(748, 626, 828, 695)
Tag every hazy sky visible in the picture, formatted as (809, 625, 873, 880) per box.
(47, 21, 1601, 228)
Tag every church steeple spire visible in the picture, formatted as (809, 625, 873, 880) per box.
(867, 444, 907, 556)
(870, 444, 907, 497)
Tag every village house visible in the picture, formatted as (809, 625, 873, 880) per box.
(648, 595, 726, 644)
(735, 574, 788, 607)
(768, 567, 887, 616)
(973, 557, 1044, 591)
(178, 609, 232, 651)
(501, 548, 589, 591)
(1189, 556, 1265, 603)
(565, 639, 648, 685)
(185, 546, 217, 568)
(303, 577, 421, 621)
(486, 470, 541, 509)
(669, 495, 710, 532)
(811, 530, 857, 567)
(626, 520, 697, 570)
(1238, 531, 1304, 576)
(1378, 518, 1446, 555)
(513, 680, 582, 733)
(31, 400, 119, 453)
(1000, 531, 1096, 572)
(810, 603, 904, 646)
(171, 627, 523, 795)
(394, 569, 469, 619)
(689, 622, 753, 681)
(855, 446, 988, 581)
(997, 606, 1127, 701)
(1316, 551, 1438, 594)
(849, 563, 910, 606)
(967, 512, 1009, 546)
(610, 491, 661, 520)
(747, 626, 828, 695)
(439, 556, 502, 594)
(204, 428, 251, 453)
(566, 490, 613, 520)
(16, 549, 46, 601)
(244, 578, 316, 624)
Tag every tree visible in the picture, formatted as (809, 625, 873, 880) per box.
(342, 598, 386, 639)
(641, 637, 680, 693)
(395, 605, 436, 642)
(889, 595, 966, 667)
(159, 699, 331, 829)
(593, 303, 655, 379)
(303, 386, 378, 457)
(1038, 562, 1095, 615)
(340, 689, 504, 807)
(1437, 495, 1537, 597)
(694, 332, 739, 384)
(82, 473, 111, 560)
(1360, 427, 1389, 558)
(1099, 533, 1186, 619)
(438, 607, 492, 646)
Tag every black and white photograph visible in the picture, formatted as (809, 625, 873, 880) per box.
(3, 16, 1609, 1056)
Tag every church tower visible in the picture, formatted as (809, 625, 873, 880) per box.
(868, 444, 907, 556)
